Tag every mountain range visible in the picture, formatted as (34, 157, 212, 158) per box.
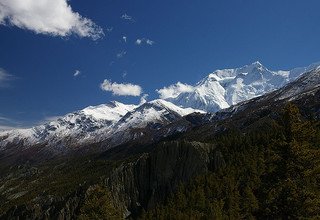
(0, 61, 319, 154)
(0, 61, 320, 219)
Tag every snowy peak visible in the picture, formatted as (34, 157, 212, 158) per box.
(204, 61, 267, 81)
(148, 99, 203, 116)
(1, 60, 320, 154)
(236, 61, 273, 81)
(0, 99, 202, 149)
(115, 99, 203, 130)
(167, 61, 319, 112)
(238, 61, 267, 73)
(0, 101, 138, 147)
(252, 60, 263, 66)
(81, 101, 137, 122)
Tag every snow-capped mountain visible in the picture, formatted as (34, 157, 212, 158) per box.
(214, 65, 320, 124)
(81, 101, 137, 122)
(114, 99, 202, 130)
(275, 65, 320, 101)
(167, 61, 319, 112)
(0, 99, 202, 151)
(0, 101, 137, 148)
(103, 99, 204, 147)
(0, 61, 319, 156)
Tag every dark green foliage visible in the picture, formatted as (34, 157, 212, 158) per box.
(257, 103, 320, 218)
(1, 103, 319, 219)
(0, 156, 121, 214)
(141, 103, 320, 219)
(78, 185, 122, 219)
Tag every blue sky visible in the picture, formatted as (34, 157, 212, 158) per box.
(0, 0, 320, 129)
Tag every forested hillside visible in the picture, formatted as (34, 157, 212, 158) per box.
(141, 103, 320, 219)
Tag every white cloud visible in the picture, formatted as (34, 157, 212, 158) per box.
(121, 13, 134, 21)
(73, 70, 80, 77)
(135, 39, 142, 45)
(0, 68, 10, 82)
(0, 125, 17, 131)
(44, 115, 61, 122)
(156, 82, 194, 99)
(0, 115, 21, 130)
(0, 114, 63, 131)
(0, 116, 14, 122)
(100, 79, 142, 96)
(135, 38, 155, 46)
(39, 115, 61, 124)
(122, 36, 127, 43)
(0, 0, 104, 40)
(117, 50, 127, 58)
(0, 68, 14, 88)
(140, 94, 149, 105)
(146, 39, 154, 45)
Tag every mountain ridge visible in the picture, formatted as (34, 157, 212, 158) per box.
(0, 64, 319, 219)
(0, 98, 203, 154)
(167, 61, 320, 111)
(0, 61, 319, 157)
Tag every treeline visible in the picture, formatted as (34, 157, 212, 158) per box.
(140, 103, 320, 219)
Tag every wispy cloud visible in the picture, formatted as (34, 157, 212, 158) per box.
(146, 39, 154, 45)
(140, 94, 149, 105)
(122, 36, 127, 43)
(121, 13, 134, 21)
(0, 116, 15, 123)
(73, 70, 81, 77)
(156, 82, 194, 99)
(117, 50, 127, 58)
(106, 27, 113, 33)
(100, 79, 142, 96)
(135, 39, 142, 45)
(0, 114, 62, 131)
(0, 68, 15, 88)
(0, 125, 18, 131)
(38, 115, 61, 124)
(135, 38, 155, 46)
(0, 0, 104, 40)
(0, 115, 22, 131)
(122, 71, 128, 78)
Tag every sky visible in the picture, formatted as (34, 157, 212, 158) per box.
(0, 0, 320, 129)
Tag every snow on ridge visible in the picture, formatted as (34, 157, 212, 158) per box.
(166, 61, 320, 112)
(0, 99, 201, 148)
(81, 101, 137, 121)
(149, 99, 204, 116)
(1, 60, 319, 149)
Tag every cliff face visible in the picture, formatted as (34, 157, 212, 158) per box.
(1, 141, 225, 219)
(106, 141, 224, 216)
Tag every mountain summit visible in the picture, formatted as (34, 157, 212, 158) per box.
(0, 61, 319, 156)
(167, 61, 320, 112)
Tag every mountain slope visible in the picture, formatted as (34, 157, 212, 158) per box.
(114, 99, 202, 130)
(0, 101, 137, 148)
(0, 100, 203, 156)
(0, 61, 319, 159)
(1, 65, 319, 219)
(209, 66, 320, 131)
